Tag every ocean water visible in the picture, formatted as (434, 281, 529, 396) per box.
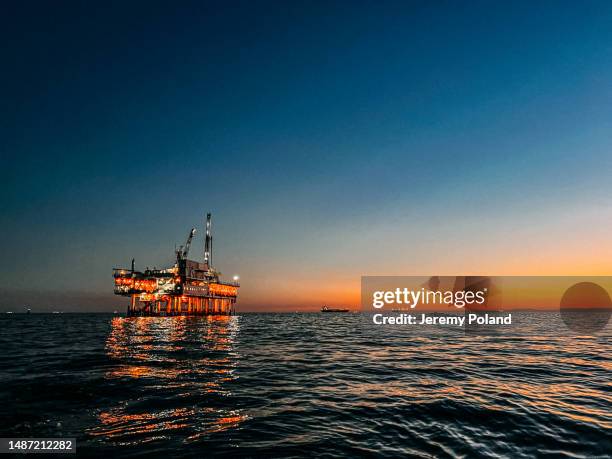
(0, 312, 610, 458)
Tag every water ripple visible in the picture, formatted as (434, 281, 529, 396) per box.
(0, 312, 610, 458)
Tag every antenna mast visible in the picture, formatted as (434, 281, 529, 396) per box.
(204, 213, 212, 267)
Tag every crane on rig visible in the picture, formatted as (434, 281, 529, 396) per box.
(177, 228, 196, 262)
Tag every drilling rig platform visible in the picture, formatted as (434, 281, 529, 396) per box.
(113, 214, 239, 316)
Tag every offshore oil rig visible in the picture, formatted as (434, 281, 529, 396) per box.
(113, 214, 239, 316)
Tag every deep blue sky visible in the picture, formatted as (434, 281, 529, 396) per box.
(2, 1, 612, 310)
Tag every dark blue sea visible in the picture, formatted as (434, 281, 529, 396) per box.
(0, 313, 610, 458)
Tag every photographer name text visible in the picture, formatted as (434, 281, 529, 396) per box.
(372, 313, 512, 326)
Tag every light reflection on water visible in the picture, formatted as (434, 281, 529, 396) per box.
(89, 316, 246, 444)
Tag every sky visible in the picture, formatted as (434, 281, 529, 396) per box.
(2, 1, 612, 311)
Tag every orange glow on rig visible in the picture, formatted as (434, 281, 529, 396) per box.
(209, 284, 239, 297)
